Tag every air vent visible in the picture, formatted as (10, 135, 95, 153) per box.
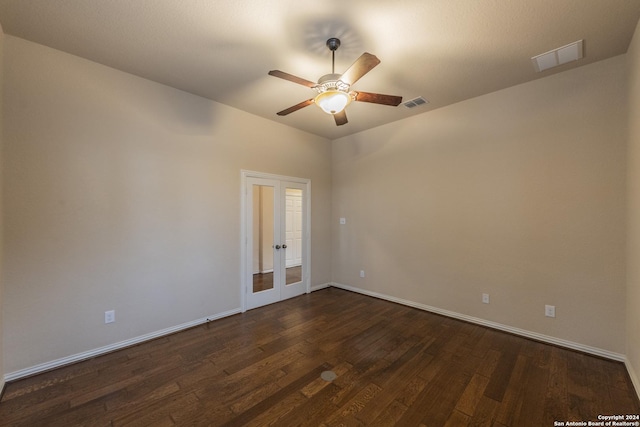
(403, 96, 429, 109)
(532, 40, 584, 72)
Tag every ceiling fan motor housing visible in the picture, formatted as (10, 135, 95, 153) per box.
(316, 73, 349, 89)
(318, 73, 342, 84)
(326, 37, 341, 51)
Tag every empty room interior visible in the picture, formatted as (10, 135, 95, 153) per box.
(1, 0, 640, 425)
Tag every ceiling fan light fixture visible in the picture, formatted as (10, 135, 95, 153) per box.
(315, 89, 351, 115)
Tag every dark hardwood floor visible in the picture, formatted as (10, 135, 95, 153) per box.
(1, 288, 638, 426)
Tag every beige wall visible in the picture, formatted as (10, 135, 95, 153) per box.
(1, 36, 332, 374)
(332, 55, 628, 354)
(627, 18, 640, 394)
(0, 22, 5, 390)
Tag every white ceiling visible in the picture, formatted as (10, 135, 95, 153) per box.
(1, 0, 639, 140)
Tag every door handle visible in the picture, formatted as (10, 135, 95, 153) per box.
(274, 245, 281, 250)
(282, 244, 287, 249)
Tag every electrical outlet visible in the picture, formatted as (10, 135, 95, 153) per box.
(360, 270, 365, 278)
(545, 305, 556, 318)
(105, 310, 115, 324)
(482, 293, 490, 304)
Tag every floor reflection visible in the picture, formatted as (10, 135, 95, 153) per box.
(253, 266, 302, 292)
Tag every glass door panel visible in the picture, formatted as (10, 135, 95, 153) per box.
(280, 182, 306, 300)
(284, 187, 303, 286)
(246, 178, 280, 310)
(252, 184, 275, 292)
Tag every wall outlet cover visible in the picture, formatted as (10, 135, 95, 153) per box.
(105, 310, 115, 324)
(545, 305, 556, 318)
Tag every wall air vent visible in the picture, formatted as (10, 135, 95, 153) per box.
(403, 96, 429, 109)
(532, 40, 584, 72)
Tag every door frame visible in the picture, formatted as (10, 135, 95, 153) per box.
(240, 170, 311, 312)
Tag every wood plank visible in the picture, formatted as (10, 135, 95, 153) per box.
(301, 361, 352, 398)
(370, 400, 409, 426)
(468, 395, 500, 426)
(322, 382, 382, 425)
(444, 409, 471, 427)
(263, 381, 341, 426)
(395, 357, 473, 426)
(495, 354, 529, 426)
(220, 363, 329, 426)
(483, 347, 519, 402)
(509, 356, 550, 426)
(356, 339, 435, 424)
(542, 353, 568, 425)
(456, 373, 491, 416)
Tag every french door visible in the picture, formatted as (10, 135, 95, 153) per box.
(242, 172, 309, 310)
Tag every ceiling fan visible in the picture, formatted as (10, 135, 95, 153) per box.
(268, 38, 403, 126)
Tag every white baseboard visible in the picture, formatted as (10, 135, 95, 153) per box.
(4, 308, 242, 383)
(625, 359, 640, 401)
(330, 282, 626, 362)
(310, 282, 331, 292)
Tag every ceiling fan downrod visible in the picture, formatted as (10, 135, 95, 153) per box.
(326, 37, 341, 74)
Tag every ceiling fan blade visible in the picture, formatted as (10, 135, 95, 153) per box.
(268, 70, 317, 88)
(354, 91, 403, 106)
(276, 99, 315, 116)
(340, 53, 380, 86)
(333, 110, 348, 126)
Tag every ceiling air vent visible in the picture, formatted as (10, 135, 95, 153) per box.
(531, 40, 584, 72)
(403, 96, 429, 109)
